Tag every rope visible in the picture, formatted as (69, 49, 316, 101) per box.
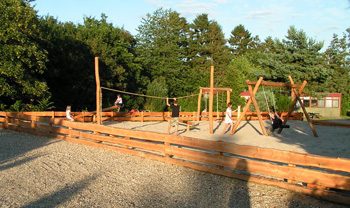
(262, 86, 271, 113)
(101, 86, 198, 100)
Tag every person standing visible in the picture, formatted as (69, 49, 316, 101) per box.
(66, 105, 74, 121)
(166, 98, 180, 135)
(114, 94, 123, 112)
(222, 102, 233, 134)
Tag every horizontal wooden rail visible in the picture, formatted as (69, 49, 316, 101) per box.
(312, 120, 350, 128)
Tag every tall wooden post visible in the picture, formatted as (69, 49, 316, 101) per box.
(95, 57, 102, 125)
(226, 90, 230, 104)
(209, 65, 214, 134)
(197, 88, 202, 121)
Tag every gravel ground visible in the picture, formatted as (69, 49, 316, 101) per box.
(0, 129, 347, 208)
(106, 120, 350, 159)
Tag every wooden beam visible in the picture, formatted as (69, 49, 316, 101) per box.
(246, 80, 299, 88)
(95, 57, 102, 125)
(197, 88, 202, 121)
(278, 77, 318, 137)
(209, 65, 214, 134)
(200, 87, 232, 93)
(226, 90, 230, 105)
(248, 84, 268, 136)
(231, 77, 264, 134)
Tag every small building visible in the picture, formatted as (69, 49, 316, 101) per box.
(299, 93, 341, 117)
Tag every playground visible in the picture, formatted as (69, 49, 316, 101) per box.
(1, 59, 350, 206)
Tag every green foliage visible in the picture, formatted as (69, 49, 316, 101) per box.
(144, 77, 168, 111)
(136, 8, 190, 97)
(26, 96, 55, 111)
(1, 4, 349, 116)
(275, 94, 292, 112)
(0, 0, 50, 111)
(188, 14, 231, 89)
(221, 57, 260, 107)
(228, 24, 260, 56)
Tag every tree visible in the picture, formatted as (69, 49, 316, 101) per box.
(228, 24, 260, 56)
(136, 8, 190, 97)
(252, 26, 329, 90)
(39, 14, 145, 110)
(323, 33, 350, 115)
(144, 77, 168, 111)
(188, 14, 231, 89)
(0, 0, 50, 111)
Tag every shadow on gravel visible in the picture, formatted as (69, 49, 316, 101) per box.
(0, 129, 59, 171)
(0, 154, 45, 171)
(228, 159, 251, 208)
(22, 174, 98, 208)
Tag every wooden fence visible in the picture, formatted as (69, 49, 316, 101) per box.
(72, 111, 303, 122)
(0, 111, 349, 205)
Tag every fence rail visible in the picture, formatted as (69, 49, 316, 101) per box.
(0, 111, 348, 205)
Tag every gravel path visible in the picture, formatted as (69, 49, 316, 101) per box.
(0, 129, 347, 208)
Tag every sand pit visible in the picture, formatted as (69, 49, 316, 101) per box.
(105, 120, 350, 159)
(0, 129, 347, 207)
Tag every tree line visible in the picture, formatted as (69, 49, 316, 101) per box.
(1, 0, 349, 115)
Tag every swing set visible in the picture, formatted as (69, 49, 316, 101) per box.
(231, 76, 318, 137)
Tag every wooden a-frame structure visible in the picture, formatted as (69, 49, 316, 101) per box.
(230, 76, 318, 137)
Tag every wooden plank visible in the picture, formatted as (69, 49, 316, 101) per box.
(166, 136, 350, 173)
(169, 157, 350, 205)
(312, 120, 350, 128)
(166, 146, 350, 190)
(246, 80, 300, 88)
(53, 119, 166, 142)
(209, 65, 214, 134)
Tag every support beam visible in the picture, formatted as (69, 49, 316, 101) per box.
(95, 57, 102, 125)
(209, 65, 214, 134)
(226, 90, 230, 105)
(248, 84, 268, 136)
(278, 76, 318, 137)
(197, 88, 202, 121)
(231, 77, 264, 135)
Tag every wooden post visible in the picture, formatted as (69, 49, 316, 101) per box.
(209, 65, 214, 134)
(95, 57, 102, 125)
(216, 92, 220, 120)
(50, 111, 54, 134)
(4, 112, 8, 129)
(248, 84, 268, 136)
(197, 88, 202, 121)
(231, 77, 263, 134)
(237, 105, 241, 122)
(226, 90, 230, 104)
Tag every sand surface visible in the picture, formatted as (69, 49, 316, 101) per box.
(105, 120, 350, 159)
(0, 129, 347, 208)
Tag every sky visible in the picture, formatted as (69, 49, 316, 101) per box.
(31, 0, 350, 49)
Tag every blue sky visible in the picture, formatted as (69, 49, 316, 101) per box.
(31, 0, 350, 49)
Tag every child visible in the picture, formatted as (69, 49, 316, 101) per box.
(269, 108, 289, 132)
(222, 102, 233, 134)
(66, 105, 74, 121)
(114, 94, 123, 112)
(166, 98, 180, 135)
